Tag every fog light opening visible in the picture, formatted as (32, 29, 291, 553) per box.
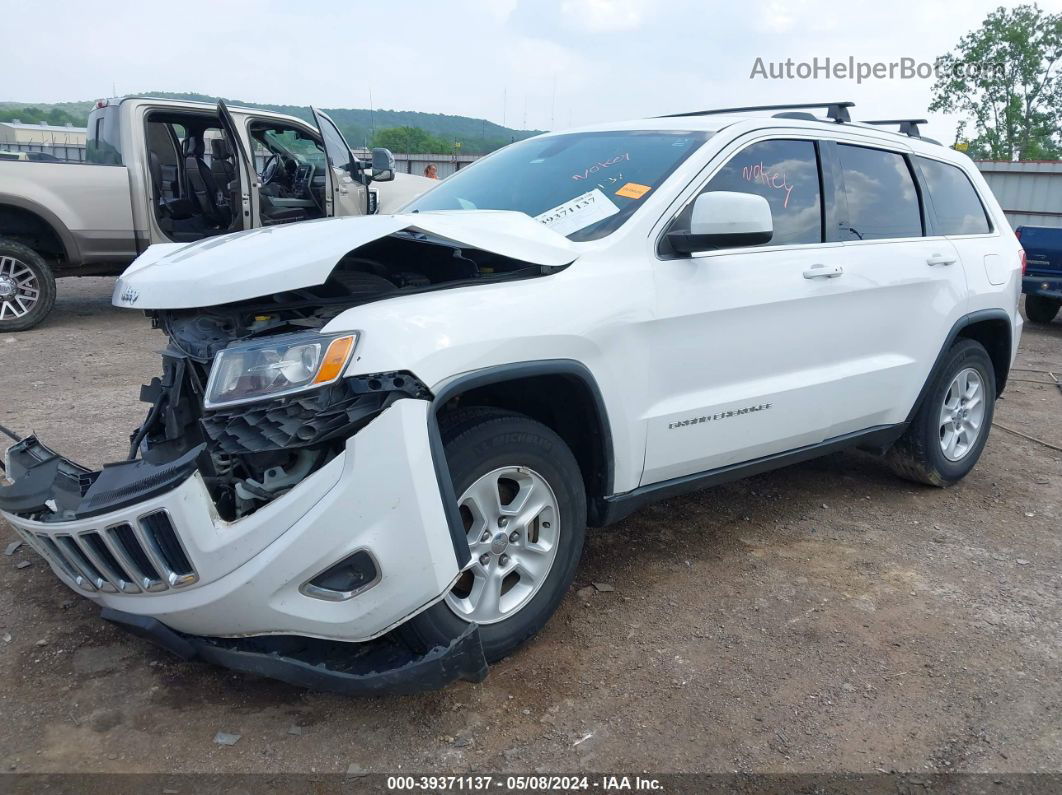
(300, 550, 380, 602)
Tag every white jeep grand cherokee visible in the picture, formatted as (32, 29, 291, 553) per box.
(0, 102, 1023, 693)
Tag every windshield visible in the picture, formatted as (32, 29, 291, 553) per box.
(404, 130, 711, 241)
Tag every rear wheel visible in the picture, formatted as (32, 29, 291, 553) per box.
(886, 339, 995, 487)
(1025, 295, 1061, 325)
(0, 239, 56, 332)
(400, 408, 586, 663)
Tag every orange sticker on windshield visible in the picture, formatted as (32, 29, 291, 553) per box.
(616, 182, 651, 199)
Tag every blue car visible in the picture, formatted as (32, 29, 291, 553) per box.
(1020, 225, 1062, 324)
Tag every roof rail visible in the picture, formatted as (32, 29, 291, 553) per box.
(658, 101, 854, 123)
(863, 119, 928, 138)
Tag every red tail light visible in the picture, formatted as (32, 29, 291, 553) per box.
(1021, 249, 1027, 275)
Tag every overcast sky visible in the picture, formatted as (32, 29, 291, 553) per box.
(6, 0, 1062, 142)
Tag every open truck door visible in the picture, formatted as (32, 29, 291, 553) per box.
(310, 106, 371, 217)
(311, 107, 400, 217)
(217, 100, 257, 229)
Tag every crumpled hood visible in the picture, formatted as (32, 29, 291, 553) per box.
(112, 211, 579, 310)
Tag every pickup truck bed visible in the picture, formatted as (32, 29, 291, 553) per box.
(0, 160, 137, 271)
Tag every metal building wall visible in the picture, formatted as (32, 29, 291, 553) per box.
(975, 160, 1062, 229)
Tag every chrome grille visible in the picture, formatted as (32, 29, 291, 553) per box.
(27, 510, 198, 594)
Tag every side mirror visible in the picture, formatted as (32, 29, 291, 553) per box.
(667, 191, 773, 254)
(370, 147, 395, 182)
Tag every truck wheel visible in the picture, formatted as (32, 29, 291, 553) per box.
(0, 239, 56, 332)
(399, 408, 586, 663)
(1024, 295, 1061, 325)
(886, 339, 995, 487)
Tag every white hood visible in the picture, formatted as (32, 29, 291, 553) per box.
(112, 211, 579, 310)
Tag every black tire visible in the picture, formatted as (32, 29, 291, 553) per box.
(399, 408, 587, 663)
(1024, 295, 1061, 325)
(886, 339, 995, 487)
(0, 239, 56, 332)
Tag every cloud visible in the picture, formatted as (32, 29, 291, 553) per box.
(559, 0, 650, 32)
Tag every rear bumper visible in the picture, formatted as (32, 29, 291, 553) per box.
(102, 608, 487, 695)
(1023, 274, 1062, 299)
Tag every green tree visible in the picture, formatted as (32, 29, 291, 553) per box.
(931, 4, 1062, 160)
(370, 125, 453, 154)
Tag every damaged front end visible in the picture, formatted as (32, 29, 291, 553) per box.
(0, 216, 592, 692)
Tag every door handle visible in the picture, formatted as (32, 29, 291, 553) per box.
(803, 264, 844, 279)
(927, 253, 957, 266)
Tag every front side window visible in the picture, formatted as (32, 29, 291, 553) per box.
(692, 139, 823, 246)
(916, 157, 991, 235)
(838, 144, 922, 240)
(404, 130, 711, 241)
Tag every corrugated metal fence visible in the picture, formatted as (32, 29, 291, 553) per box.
(975, 160, 1062, 229)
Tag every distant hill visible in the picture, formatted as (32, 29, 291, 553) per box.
(0, 92, 542, 154)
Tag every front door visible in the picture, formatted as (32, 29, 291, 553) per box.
(644, 137, 851, 485)
(217, 100, 256, 230)
(311, 107, 369, 217)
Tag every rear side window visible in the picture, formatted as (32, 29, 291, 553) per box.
(917, 157, 991, 235)
(837, 144, 922, 240)
(696, 139, 823, 245)
(86, 106, 124, 166)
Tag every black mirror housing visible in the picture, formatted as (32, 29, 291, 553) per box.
(667, 229, 773, 254)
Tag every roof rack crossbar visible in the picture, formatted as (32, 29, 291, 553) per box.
(863, 119, 928, 138)
(658, 101, 854, 123)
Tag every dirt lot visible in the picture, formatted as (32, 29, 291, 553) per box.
(0, 277, 1059, 776)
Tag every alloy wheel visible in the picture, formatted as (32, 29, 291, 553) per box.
(446, 465, 560, 625)
(0, 256, 40, 321)
(938, 367, 986, 462)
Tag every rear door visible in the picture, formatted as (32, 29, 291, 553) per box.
(826, 140, 967, 438)
(217, 100, 255, 230)
(310, 107, 369, 217)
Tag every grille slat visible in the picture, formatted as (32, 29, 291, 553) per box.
(139, 511, 197, 587)
(68, 534, 120, 592)
(108, 523, 165, 591)
(56, 536, 111, 591)
(35, 535, 88, 586)
(80, 532, 139, 593)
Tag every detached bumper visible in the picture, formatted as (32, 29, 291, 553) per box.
(102, 608, 487, 695)
(0, 399, 463, 645)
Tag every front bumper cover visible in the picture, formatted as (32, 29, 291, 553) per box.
(102, 608, 487, 695)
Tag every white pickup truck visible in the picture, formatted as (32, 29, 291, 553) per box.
(0, 96, 432, 331)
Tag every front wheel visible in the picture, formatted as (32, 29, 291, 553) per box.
(399, 408, 586, 663)
(886, 339, 995, 487)
(0, 239, 56, 332)
(1025, 295, 1061, 325)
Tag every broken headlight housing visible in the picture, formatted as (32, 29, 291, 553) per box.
(204, 331, 358, 409)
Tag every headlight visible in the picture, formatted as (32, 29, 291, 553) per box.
(204, 332, 358, 409)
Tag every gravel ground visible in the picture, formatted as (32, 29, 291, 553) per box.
(0, 277, 1059, 775)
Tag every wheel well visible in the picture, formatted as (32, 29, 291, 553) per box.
(957, 317, 1011, 396)
(436, 372, 612, 510)
(0, 205, 66, 263)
